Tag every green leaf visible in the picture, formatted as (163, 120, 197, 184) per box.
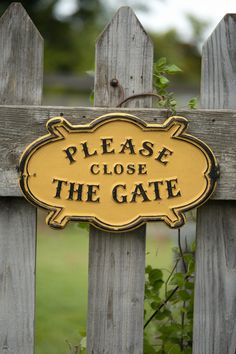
(170, 272, 185, 287)
(183, 253, 193, 263)
(155, 308, 171, 320)
(80, 337, 87, 349)
(159, 323, 181, 336)
(178, 289, 191, 301)
(149, 269, 163, 283)
(159, 75, 169, 86)
(156, 57, 167, 68)
(153, 279, 164, 291)
(165, 64, 182, 74)
(79, 330, 86, 337)
(145, 265, 153, 274)
(187, 310, 194, 320)
(185, 280, 194, 290)
(169, 99, 177, 106)
(143, 337, 157, 354)
(89, 90, 94, 105)
(157, 99, 166, 107)
(166, 290, 178, 303)
(180, 306, 188, 313)
(167, 344, 181, 354)
(150, 301, 160, 310)
(188, 97, 198, 109)
(191, 240, 196, 252)
(144, 287, 152, 298)
(187, 260, 195, 274)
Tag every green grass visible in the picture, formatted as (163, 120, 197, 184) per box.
(35, 217, 174, 354)
(35, 221, 89, 354)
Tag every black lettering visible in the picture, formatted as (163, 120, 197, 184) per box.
(149, 180, 163, 200)
(127, 164, 135, 175)
(63, 146, 77, 164)
(52, 178, 68, 198)
(101, 138, 115, 154)
(114, 164, 124, 175)
(138, 164, 147, 175)
(81, 141, 97, 158)
(68, 182, 83, 201)
(156, 146, 173, 164)
(103, 164, 112, 175)
(112, 184, 127, 203)
(131, 183, 150, 203)
(166, 178, 181, 198)
(119, 139, 136, 154)
(139, 141, 154, 157)
(87, 185, 100, 202)
(90, 164, 100, 175)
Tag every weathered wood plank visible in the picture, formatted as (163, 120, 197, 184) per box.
(0, 198, 36, 353)
(0, 105, 235, 200)
(0, 4, 43, 104)
(87, 7, 152, 354)
(0, 3, 43, 354)
(201, 15, 236, 109)
(193, 14, 236, 354)
(87, 225, 146, 354)
(194, 201, 236, 354)
(94, 7, 153, 108)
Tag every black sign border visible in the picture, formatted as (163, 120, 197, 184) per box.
(19, 113, 219, 232)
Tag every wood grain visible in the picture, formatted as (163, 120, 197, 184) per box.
(193, 14, 236, 354)
(0, 105, 235, 200)
(0, 4, 43, 104)
(0, 3, 43, 354)
(87, 7, 152, 354)
(87, 225, 146, 354)
(94, 7, 153, 108)
(0, 198, 36, 354)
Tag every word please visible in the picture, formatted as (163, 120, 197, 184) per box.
(52, 178, 181, 203)
(64, 138, 173, 164)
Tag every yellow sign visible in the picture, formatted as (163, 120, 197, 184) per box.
(19, 113, 219, 232)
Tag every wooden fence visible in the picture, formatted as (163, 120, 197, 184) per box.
(0, 3, 236, 354)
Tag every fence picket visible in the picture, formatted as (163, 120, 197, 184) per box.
(86, 7, 153, 354)
(0, 4, 43, 354)
(193, 14, 236, 354)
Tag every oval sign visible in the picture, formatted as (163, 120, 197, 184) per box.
(19, 113, 219, 232)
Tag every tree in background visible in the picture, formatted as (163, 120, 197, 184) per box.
(0, 1, 208, 92)
(151, 14, 209, 88)
(0, 0, 108, 73)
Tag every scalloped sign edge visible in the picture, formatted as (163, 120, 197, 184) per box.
(19, 113, 219, 232)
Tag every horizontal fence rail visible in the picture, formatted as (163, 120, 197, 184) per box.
(0, 106, 235, 200)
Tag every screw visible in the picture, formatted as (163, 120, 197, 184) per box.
(110, 78, 119, 87)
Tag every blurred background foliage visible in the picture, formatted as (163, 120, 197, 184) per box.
(1, 0, 108, 73)
(0, 0, 208, 105)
